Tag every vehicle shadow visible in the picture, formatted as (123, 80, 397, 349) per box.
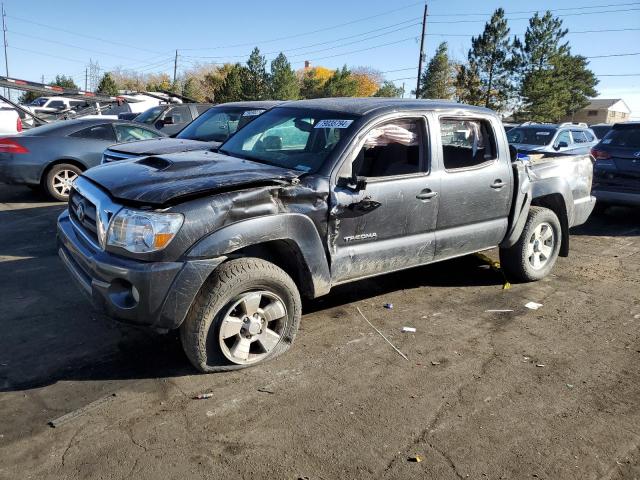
(0, 183, 62, 206)
(571, 205, 640, 237)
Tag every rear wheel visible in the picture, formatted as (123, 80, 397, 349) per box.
(45, 163, 82, 201)
(180, 258, 301, 373)
(500, 206, 562, 282)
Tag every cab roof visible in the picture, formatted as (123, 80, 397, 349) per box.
(279, 97, 495, 116)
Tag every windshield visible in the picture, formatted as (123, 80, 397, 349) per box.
(507, 127, 557, 146)
(176, 106, 265, 142)
(601, 125, 640, 148)
(219, 107, 358, 172)
(135, 106, 165, 125)
(29, 97, 49, 107)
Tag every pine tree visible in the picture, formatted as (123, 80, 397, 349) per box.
(51, 75, 78, 90)
(216, 63, 244, 103)
(322, 66, 357, 97)
(521, 11, 569, 72)
(417, 42, 453, 99)
(466, 8, 518, 111)
(96, 73, 118, 95)
(455, 63, 484, 106)
(241, 47, 269, 100)
(374, 81, 404, 98)
(269, 53, 299, 100)
(516, 11, 597, 122)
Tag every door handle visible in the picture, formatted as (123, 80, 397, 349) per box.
(491, 180, 506, 189)
(416, 189, 438, 200)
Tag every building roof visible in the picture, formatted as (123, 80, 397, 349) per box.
(585, 98, 631, 113)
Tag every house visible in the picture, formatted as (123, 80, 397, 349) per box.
(561, 98, 631, 124)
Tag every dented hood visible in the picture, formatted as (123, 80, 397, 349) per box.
(107, 137, 221, 156)
(83, 150, 301, 205)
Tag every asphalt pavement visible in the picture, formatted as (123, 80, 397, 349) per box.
(0, 184, 639, 480)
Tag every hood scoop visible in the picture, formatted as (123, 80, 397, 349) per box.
(136, 156, 173, 170)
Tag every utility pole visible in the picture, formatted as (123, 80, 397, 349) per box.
(173, 49, 178, 86)
(2, 3, 9, 99)
(85, 68, 88, 91)
(41, 74, 44, 85)
(415, 2, 428, 98)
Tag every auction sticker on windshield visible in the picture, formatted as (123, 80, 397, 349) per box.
(315, 119, 354, 129)
(242, 110, 263, 117)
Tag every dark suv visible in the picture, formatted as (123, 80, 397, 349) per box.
(134, 103, 212, 135)
(591, 122, 640, 207)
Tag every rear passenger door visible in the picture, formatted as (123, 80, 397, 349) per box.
(434, 116, 512, 260)
(330, 116, 440, 283)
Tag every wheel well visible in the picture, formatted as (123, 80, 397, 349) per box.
(531, 194, 569, 257)
(230, 240, 314, 298)
(41, 159, 86, 186)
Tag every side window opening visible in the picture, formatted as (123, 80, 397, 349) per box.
(352, 119, 424, 178)
(555, 130, 571, 146)
(69, 124, 116, 141)
(571, 130, 588, 143)
(440, 118, 496, 170)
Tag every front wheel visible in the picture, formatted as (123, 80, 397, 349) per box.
(499, 206, 562, 282)
(45, 163, 82, 201)
(180, 258, 302, 372)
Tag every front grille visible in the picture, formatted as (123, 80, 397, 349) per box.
(69, 189, 100, 245)
(102, 150, 139, 164)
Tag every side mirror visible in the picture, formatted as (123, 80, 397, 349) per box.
(163, 116, 174, 125)
(337, 175, 367, 191)
(555, 141, 569, 150)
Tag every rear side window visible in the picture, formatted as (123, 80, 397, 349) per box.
(440, 118, 496, 170)
(69, 124, 116, 141)
(196, 105, 212, 115)
(601, 125, 640, 148)
(167, 105, 193, 124)
(114, 124, 162, 142)
(48, 100, 66, 109)
(571, 130, 588, 143)
(353, 119, 424, 178)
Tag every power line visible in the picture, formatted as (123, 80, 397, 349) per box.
(178, 1, 424, 51)
(427, 7, 640, 24)
(303, 36, 417, 63)
(426, 1, 640, 16)
(182, 18, 421, 60)
(587, 52, 640, 58)
(6, 14, 164, 55)
(7, 29, 151, 63)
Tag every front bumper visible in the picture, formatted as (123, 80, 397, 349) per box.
(592, 188, 640, 207)
(57, 209, 224, 330)
(571, 195, 597, 227)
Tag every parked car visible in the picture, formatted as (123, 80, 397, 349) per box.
(0, 118, 164, 201)
(132, 103, 212, 135)
(102, 101, 282, 163)
(589, 123, 613, 140)
(507, 122, 598, 155)
(0, 105, 22, 134)
(23, 96, 89, 116)
(591, 121, 640, 208)
(57, 98, 595, 373)
(502, 122, 519, 132)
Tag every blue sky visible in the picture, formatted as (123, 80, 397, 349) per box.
(3, 0, 640, 116)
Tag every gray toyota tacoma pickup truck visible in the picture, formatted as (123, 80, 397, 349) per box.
(57, 98, 596, 372)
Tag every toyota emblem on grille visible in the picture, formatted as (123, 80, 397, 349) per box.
(76, 202, 86, 222)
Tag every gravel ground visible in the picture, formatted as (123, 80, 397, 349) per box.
(0, 184, 638, 480)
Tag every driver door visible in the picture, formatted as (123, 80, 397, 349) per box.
(329, 116, 440, 284)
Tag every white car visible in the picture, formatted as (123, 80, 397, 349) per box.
(22, 96, 88, 116)
(0, 106, 22, 134)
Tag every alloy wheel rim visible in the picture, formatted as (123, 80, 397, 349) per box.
(52, 169, 78, 196)
(218, 290, 287, 365)
(526, 222, 554, 270)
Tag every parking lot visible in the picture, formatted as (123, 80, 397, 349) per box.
(0, 184, 639, 479)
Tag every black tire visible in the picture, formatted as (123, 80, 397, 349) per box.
(180, 257, 302, 373)
(44, 163, 82, 202)
(499, 206, 562, 283)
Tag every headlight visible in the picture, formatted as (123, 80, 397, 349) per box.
(107, 208, 183, 253)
